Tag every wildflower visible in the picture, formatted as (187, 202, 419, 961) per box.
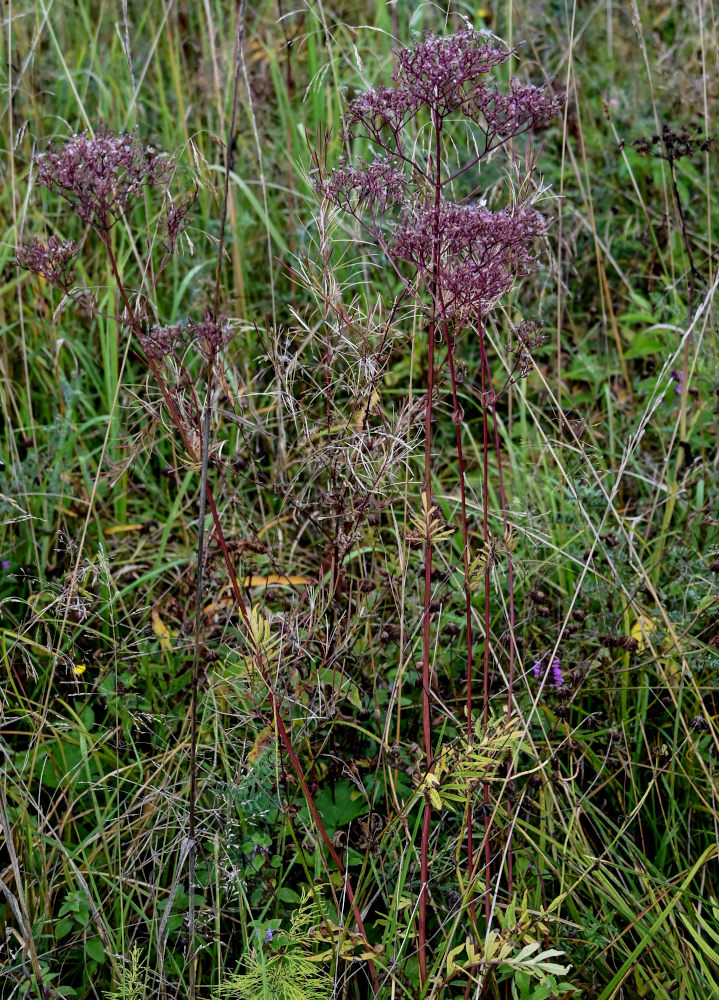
(160, 199, 192, 254)
(139, 313, 232, 363)
(320, 26, 563, 328)
(16, 235, 80, 289)
(35, 126, 171, 229)
(263, 928, 275, 943)
(322, 155, 408, 215)
(1, 560, 11, 571)
(393, 201, 546, 320)
(670, 369, 684, 395)
(72, 663, 87, 676)
(532, 659, 542, 679)
(551, 657, 564, 688)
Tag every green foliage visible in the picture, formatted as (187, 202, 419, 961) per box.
(219, 892, 333, 1000)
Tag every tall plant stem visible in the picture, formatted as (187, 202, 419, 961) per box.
(419, 305, 434, 989)
(439, 314, 476, 922)
(419, 115, 443, 988)
(188, 401, 210, 1000)
(478, 320, 492, 926)
(98, 234, 379, 996)
(492, 399, 516, 897)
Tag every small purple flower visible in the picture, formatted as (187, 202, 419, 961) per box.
(263, 928, 274, 943)
(670, 369, 685, 396)
(532, 655, 564, 688)
(1, 560, 11, 572)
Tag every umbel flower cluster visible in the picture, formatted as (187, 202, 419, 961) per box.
(319, 25, 564, 325)
(17, 127, 223, 363)
(34, 125, 171, 228)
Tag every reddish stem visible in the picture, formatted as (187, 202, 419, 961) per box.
(478, 320, 492, 927)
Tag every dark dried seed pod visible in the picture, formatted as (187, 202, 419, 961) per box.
(691, 715, 710, 733)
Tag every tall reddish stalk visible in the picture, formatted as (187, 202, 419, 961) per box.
(317, 25, 562, 980)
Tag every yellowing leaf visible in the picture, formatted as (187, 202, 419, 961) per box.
(630, 613, 659, 652)
(447, 941, 466, 976)
(151, 608, 176, 652)
(247, 725, 274, 763)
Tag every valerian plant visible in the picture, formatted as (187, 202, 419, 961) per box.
(316, 23, 563, 986)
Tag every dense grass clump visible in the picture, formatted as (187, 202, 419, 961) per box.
(2, 3, 719, 1000)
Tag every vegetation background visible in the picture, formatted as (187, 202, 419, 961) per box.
(1, 1, 719, 998)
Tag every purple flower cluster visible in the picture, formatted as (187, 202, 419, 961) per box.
(393, 29, 511, 120)
(393, 202, 546, 319)
(532, 656, 564, 688)
(35, 126, 171, 229)
(16, 234, 80, 289)
(139, 313, 232, 363)
(345, 27, 562, 146)
(323, 155, 408, 215)
(318, 26, 563, 328)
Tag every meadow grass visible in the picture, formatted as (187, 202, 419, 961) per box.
(1, 2, 719, 998)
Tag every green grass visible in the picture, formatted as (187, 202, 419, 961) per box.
(2, 1, 719, 998)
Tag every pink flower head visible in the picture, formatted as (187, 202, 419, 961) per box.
(393, 202, 546, 319)
(16, 234, 80, 288)
(392, 28, 511, 121)
(35, 126, 171, 229)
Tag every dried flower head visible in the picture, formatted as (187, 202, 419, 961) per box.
(35, 126, 171, 229)
(393, 201, 546, 319)
(16, 234, 80, 288)
(632, 123, 713, 162)
(319, 27, 563, 328)
(161, 199, 192, 254)
(139, 322, 188, 362)
(139, 313, 232, 363)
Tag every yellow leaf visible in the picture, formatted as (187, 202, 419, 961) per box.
(151, 608, 175, 652)
(248, 725, 274, 763)
(630, 613, 659, 652)
(447, 941, 466, 976)
(429, 786, 443, 810)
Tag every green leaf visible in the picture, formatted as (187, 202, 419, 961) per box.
(55, 919, 74, 940)
(85, 937, 104, 963)
(311, 782, 368, 833)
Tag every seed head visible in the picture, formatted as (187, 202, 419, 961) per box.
(16, 234, 80, 288)
(35, 126, 171, 229)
